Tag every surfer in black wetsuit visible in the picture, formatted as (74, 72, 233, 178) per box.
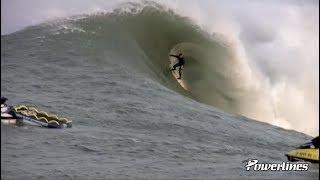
(169, 53, 185, 79)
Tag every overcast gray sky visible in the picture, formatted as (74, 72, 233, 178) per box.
(2, 0, 317, 35)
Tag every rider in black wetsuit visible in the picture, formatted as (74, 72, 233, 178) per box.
(1, 97, 8, 104)
(169, 53, 185, 79)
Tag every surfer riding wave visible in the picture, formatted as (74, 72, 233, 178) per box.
(170, 53, 185, 79)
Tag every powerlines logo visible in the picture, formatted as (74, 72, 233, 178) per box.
(243, 159, 309, 171)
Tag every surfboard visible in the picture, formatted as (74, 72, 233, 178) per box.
(171, 69, 182, 80)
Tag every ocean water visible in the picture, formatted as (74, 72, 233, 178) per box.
(1, 2, 318, 179)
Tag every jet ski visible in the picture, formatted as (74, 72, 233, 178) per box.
(285, 136, 319, 163)
(1, 97, 72, 128)
(1, 97, 23, 125)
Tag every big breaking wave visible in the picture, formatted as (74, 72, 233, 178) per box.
(4, 1, 318, 136)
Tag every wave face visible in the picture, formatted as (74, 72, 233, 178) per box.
(37, 3, 265, 117)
